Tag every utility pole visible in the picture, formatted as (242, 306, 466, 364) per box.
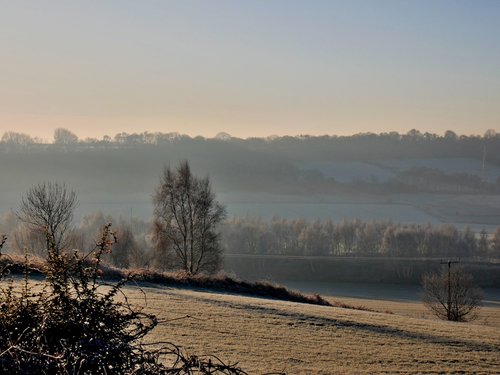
(440, 259, 460, 320)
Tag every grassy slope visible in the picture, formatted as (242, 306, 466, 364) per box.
(329, 296, 500, 329)
(1, 250, 498, 373)
(127, 285, 500, 374)
(0, 254, 332, 307)
(2, 276, 499, 373)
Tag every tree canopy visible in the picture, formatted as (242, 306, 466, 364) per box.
(153, 161, 226, 274)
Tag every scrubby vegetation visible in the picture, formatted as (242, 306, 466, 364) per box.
(422, 265, 483, 322)
(0, 253, 331, 308)
(0, 227, 252, 374)
(122, 270, 331, 307)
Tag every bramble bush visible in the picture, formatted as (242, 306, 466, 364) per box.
(0, 225, 250, 374)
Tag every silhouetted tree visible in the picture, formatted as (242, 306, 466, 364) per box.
(17, 182, 78, 253)
(153, 161, 226, 274)
(0, 131, 36, 150)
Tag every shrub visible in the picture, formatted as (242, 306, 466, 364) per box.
(0, 226, 248, 374)
(422, 264, 483, 322)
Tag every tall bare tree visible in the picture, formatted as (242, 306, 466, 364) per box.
(422, 265, 482, 322)
(18, 182, 78, 253)
(153, 161, 226, 274)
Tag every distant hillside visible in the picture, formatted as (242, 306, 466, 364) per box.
(1, 130, 499, 195)
(1, 130, 500, 228)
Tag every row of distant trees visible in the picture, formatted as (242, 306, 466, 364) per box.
(3, 127, 499, 144)
(0, 128, 217, 148)
(222, 217, 500, 259)
(2, 127, 500, 163)
(3, 210, 499, 270)
(2, 128, 500, 195)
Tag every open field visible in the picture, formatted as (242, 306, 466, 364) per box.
(1, 277, 499, 373)
(325, 296, 500, 329)
(124, 284, 500, 374)
(2, 190, 500, 233)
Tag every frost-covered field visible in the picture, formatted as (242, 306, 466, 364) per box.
(136, 285, 500, 374)
(3, 278, 499, 373)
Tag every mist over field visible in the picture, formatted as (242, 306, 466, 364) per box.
(2, 1, 500, 372)
(1, 130, 500, 289)
(1, 130, 500, 230)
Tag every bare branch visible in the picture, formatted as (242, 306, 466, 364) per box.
(17, 182, 78, 253)
(422, 265, 483, 322)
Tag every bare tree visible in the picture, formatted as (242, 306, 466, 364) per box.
(422, 264, 483, 322)
(54, 128, 78, 145)
(1, 131, 36, 151)
(153, 161, 226, 274)
(17, 182, 78, 253)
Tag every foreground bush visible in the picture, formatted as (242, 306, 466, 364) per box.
(0, 226, 249, 374)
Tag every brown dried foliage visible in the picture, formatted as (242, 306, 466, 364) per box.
(0, 225, 259, 374)
(422, 265, 483, 322)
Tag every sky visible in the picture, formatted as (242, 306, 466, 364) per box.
(1, 0, 499, 141)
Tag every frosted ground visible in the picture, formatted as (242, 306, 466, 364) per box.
(137, 285, 500, 373)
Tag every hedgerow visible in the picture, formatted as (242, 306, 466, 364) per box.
(0, 225, 251, 374)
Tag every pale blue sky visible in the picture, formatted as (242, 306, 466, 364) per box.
(1, 0, 499, 140)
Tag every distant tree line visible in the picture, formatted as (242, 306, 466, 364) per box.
(222, 217, 500, 259)
(2, 210, 500, 267)
(2, 128, 500, 194)
(2, 128, 499, 164)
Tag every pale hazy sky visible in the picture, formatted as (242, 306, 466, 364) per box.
(1, 0, 499, 141)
